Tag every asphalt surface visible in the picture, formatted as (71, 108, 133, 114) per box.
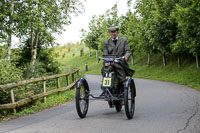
(0, 74, 200, 133)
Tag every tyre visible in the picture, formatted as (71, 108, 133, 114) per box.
(75, 80, 89, 118)
(114, 101, 122, 112)
(124, 79, 135, 119)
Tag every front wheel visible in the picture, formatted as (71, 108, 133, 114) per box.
(75, 80, 89, 118)
(124, 80, 136, 119)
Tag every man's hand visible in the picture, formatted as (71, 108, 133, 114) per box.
(122, 56, 128, 62)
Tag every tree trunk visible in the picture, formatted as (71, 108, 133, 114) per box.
(31, 30, 34, 61)
(131, 53, 134, 65)
(89, 48, 91, 57)
(178, 54, 181, 68)
(31, 32, 39, 73)
(6, 0, 14, 61)
(96, 50, 98, 58)
(196, 55, 199, 68)
(163, 52, 166, 66)
(147, 52, 150, 65)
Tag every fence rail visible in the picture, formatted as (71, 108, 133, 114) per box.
(0, 68, 80, 112)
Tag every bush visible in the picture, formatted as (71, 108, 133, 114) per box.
(22, 60, 47, 79)
(0, 59, 23, 104)
(0, 59, 23, 85)
(17, 44, 61, 77)
(0, 45, 7, 59)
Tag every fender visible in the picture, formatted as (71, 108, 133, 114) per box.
(125, 78, 136, 97)
(76, 78, 90, 91)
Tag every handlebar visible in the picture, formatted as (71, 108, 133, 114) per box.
(98, 56, 123, 60)
(98, 56, 125, 63)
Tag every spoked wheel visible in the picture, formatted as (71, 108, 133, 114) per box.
(76, 80, 89, 118)
(124, 79, 136, 119)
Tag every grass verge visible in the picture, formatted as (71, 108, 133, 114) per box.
(0, 89, 75, 122)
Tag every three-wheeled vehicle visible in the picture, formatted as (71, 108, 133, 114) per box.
(75, 55, 136, 119)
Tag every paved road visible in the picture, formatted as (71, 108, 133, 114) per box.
(0, 75, 200, 133)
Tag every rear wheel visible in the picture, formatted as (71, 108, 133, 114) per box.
(124, 80, 135, 119)
(75, 81, 89, 118)
(114, 101, 122, 112)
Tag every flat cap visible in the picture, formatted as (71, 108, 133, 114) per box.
(108, 26, 119, 32)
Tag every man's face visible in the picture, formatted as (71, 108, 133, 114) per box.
(109, 30, 118, 39)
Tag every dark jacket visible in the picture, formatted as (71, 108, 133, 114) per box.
(103, 37, 135, 77)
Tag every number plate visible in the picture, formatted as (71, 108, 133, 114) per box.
(102, 78, 112, 87)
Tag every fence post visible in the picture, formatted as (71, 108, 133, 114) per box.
(72, 73, 75, 89)
(66, 75, 69, 86)
(43, 81, 47, 103)
(72, 73, 75, 83)
(57, 78, 60, 95)
(10, 89, 16, 114)
(77, 70, 79, 76)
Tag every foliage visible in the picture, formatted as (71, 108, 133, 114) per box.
(81, 4, 119, 52)
(81, 0, 200, 68)
(22, 60, 47, 79)
(0, 59, 23, 104)
(120, 11, 139, 52)
(0, 0, 85, 73)
(171, 0, 200, 56)
(0, 0, 83, 118)
(0, 45, 7, 59)
(16, 42, 61, 78)
(0, 59, 22, 85)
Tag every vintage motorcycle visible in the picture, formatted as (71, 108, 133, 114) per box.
(75, 55, 136, 119)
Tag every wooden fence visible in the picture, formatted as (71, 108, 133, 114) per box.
(0, 68, 80, 113)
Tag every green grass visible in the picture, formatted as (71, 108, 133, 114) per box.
(132, 64, 200, 90)
(131, 53, 200, 90)
(56, 44, 200, 91)
(0, 89, 75, 122)
(55, 44, 102, 76)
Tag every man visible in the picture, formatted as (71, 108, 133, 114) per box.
(103, 26, 135, 92)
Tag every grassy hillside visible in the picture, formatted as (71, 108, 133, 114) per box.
(55, 44, 200, 91)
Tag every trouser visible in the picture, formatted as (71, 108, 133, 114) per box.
(113, 63, 126, 94)
(113, 63, 126, 83)
(101, 62, 126, 92)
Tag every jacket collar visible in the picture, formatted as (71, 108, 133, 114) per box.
(111, 36, 119, 41)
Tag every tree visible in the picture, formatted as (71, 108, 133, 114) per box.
(172, 0, 200, 68)
(15, 0, 84, 73)
(150, 0, 178, 66)
(134, 0, 158, 65)
(120, 11, 139, 65)
(0, 0, 16, 61)
(82, 4, 120, 58)
(134, 0, 178, 66)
